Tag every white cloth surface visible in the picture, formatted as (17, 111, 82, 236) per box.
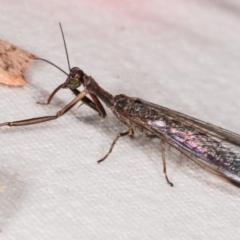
(1, 0, 240, 239)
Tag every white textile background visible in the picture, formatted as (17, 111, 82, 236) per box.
(1, 0, 240, 239)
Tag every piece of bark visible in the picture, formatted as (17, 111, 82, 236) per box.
(0, 39, 35, 86)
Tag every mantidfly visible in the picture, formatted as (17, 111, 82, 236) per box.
(1, 24, 240, 187)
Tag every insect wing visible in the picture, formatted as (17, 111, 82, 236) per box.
(146, 101, 240, 146)
(118, 96, 240, 185)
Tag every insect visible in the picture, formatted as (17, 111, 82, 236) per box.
(1, 25, 240, 187)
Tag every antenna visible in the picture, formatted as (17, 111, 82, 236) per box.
(34, 23, 71, 76)
(59, 22, 71, 71)
(34, 57, 68, 76)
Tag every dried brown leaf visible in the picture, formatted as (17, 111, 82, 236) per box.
(0, 39, 35, 86)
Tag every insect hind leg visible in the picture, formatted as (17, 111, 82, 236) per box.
(160, 139, 174, 187)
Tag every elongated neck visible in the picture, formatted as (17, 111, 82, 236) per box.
(83, 76, 114, 107)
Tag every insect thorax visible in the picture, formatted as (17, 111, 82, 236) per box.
(112, 94, 156, 137)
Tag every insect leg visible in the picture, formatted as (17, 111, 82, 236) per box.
(37, 83, 64, 105)
(89, 93, 106, 118)
(160, 139, 174, 187)
(72, 89, 97, 112)
(97, 128, 134, 163)
(0, 90, 88, 127)
(37, 84, 106, 118)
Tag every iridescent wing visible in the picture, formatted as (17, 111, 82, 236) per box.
(117, 96, 240, 185)
(145, 100, 240, 146)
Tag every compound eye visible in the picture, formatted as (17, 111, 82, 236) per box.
(65, 75, 81, 89)
(70, 77, 80, 87)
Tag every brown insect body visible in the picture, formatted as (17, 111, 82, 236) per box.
(1, 24, 240, 187)
(74, 71, 240, 186)
(2, 65, 240, 187)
